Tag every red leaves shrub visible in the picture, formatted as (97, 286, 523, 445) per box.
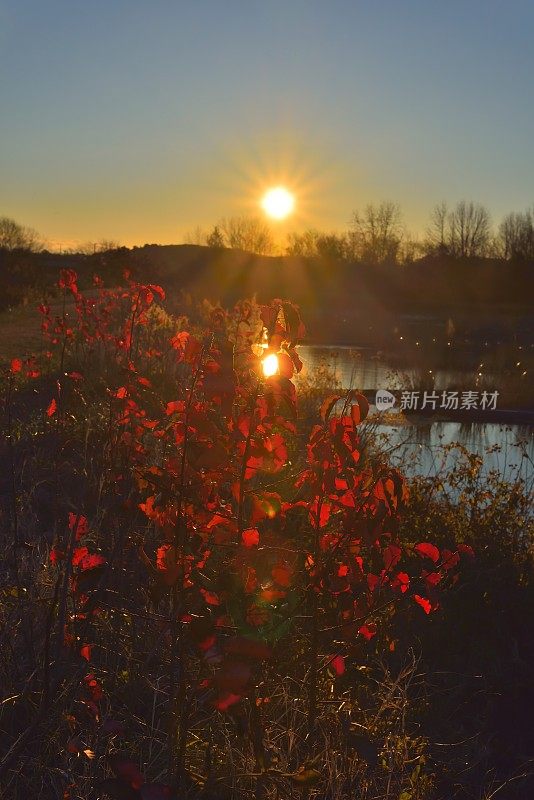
(18, 270, 472, 789)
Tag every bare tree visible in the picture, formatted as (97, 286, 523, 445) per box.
(348, 201, 403, 264)
(219, 216, 274, 255)
(399, 233, 425, 264)
(448, 201, 491, 258)
(286, 229, 348, 260)
(96, 239, 120, 253)
(316, 233, 348, 261)
(286, 229, 321, 257)
(75, 239, 121, 255)
(425, 202, 450, 256)
(183, 226, 208, 246)
(0, 216, 42, 251)
(498, 208, 534, 261)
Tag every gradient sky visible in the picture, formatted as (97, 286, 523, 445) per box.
(1, 0, 533, 248)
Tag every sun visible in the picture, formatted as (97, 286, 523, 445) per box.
(261, 186, 295, 220)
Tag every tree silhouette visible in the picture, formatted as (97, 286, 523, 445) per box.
(0, 216, 42, 251)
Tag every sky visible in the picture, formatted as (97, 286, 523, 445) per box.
(1, 0, 533, 249)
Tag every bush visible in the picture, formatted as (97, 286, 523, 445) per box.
(0, 271, 517, 799)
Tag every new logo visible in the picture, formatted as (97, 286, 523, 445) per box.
(375, 389, 396, 411)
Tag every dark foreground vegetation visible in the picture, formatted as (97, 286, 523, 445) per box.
(0, 271, 532, 799)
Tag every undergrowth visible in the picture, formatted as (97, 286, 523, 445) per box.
(0, 271, 532, 800)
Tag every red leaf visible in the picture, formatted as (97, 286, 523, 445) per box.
(115, 386, 128, 399)
(458, 543, 475, 558)
(156, 544, 181, 585)
(331, 654, 345, 675)
(200, 589, 221, 606)
(148, 284, 165, 301)
(68, 513, 89, 539)
(170, 330, 190, 350)
(277, 352, 294, 378)
(49, 547, 63, 565)
(165, 400, 185, 415)
(359, 623, 377, 641)
(242, 528, 260, 548)
(414, 542, 440, 563)
(80, 644, 92, 661)
(414, 594, 432, 614)
(10, 358, 22, 374)
(84, 674, 104, 701)
(320, 394, 341, 423)
(367, 573, 379, 592)
(78, 552, 106, 571)
(156, 544, 171, 571)
(350, 392, 370, 425)
(309, 500, 331, 529)
(46, 398, 57, 417)
(441, 549, 460, 570)
(424, 570, 442, 586)
(58, 268, 78, 293)
(206, 513, 234, 530)
(214, 692, 242, 712)
(170, 331, 201, 362)
(383, 544, 402, 571)
(139, 495, 156, 519)
(72, 546, 89, 567)
(392, 571, 410, 593)
(245, 454, 263, 480)
(198, 634, 217, 653)
(271, 562, 292, 587)
(289, 347, 303, 373)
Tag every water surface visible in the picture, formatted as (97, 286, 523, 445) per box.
(298, 345, 533, 486)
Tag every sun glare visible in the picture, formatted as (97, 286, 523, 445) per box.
(261, 186, 295, 220)
(262, 352, 279, 377)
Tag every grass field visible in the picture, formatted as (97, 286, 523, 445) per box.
(0, 290, 102, 364)
(0, 303, 46, 363)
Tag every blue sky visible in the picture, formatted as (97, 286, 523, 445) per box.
(1, 0, 533, 247)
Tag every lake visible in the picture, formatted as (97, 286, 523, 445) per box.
(298, 345, 534, 487)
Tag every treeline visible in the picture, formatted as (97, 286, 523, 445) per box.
(2, 200, 534, 265)
(185, 200, 534, 264)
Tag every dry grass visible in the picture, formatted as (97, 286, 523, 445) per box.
(0, 303, 46, 363)
(0, 289, 108, 364)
